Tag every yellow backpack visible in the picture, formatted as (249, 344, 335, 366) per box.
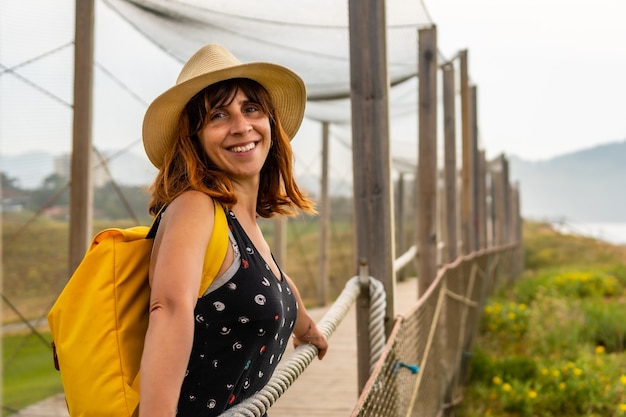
(47, 202, 228, 417)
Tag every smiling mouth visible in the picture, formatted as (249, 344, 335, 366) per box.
(229, 142, 256, 153)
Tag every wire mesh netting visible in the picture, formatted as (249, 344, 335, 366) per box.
(102, 0, 432, 101)
(0, 0, 435, 327)
(0, 1, 515, 415)
(0, 0, 425, 411)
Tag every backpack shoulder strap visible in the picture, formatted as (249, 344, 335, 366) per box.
(145, 205, 167, 239)
(142, 200, 228, 297)
(198, 201, 229, 296)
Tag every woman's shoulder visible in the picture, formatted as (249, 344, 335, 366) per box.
(164, 191, 216, 225)
(170, 190, 215, 209)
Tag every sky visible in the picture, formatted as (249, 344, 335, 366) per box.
(426, 0, 626, 160)
(1, 0, 625, 165)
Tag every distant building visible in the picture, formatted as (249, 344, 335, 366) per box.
(54, 152, 108, 187)
(1, 186, 28, 212)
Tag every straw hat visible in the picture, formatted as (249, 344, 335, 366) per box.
(142, 44, 306, 168)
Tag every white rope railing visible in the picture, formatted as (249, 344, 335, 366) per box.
(393, 245, 417, 273)
(367, 278, 386, 373)
(221, 276, 387, 417)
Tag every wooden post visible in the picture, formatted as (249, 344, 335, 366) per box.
(395, 172, 406, 281)
(491, 155, 506, 246)
(502, 156, 511, 244)
(417, 29, 443, 416)
(436, 170, 444, 267)
(511, 182, 522, 243)
(69, 0, 95, 273)
(486, 168, 494, 248)
(417, 25, 438, 296)
(442, 62, 457, 264)
(318, 121, 331, 306)
(456, 169, 463, 251)
(477, 149, 487, 250)
(506, 184, 517, 247)
(511, 182, 524, 275)
(471, 86, 482, 250)
(348, 0, 396, 393)
(459, 50, 475, 255)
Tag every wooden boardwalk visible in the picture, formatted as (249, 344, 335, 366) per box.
(13, 277, 419, 417)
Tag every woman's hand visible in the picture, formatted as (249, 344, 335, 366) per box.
(283, 274, 329, 360)
(293, 321, 328, 360)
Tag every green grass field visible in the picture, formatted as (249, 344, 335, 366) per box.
(2, 331, 63, 415)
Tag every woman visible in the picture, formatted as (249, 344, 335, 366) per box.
(139, 44, 328, 417)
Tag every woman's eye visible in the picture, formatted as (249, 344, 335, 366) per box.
(244, 104, 260, 114)
(210, 111, 226, 120)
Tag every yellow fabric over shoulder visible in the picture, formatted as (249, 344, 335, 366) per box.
(47, 200, 229, 417)
(199, 201, 228, 296)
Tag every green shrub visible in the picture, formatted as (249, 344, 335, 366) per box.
(481, 300, 530, 344)
(466, 341, 626, 416)
(510, 270, 553, 305)
(459, 221, 626, 417)
(581, 301, 626, 353)
(605, 263, 626, 286)
(512, 266, 622, 304)
(479, 355, 537, 384)
(552, 270, 619, 298)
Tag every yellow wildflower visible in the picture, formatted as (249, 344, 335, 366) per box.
(573, 368, 583, 376)
(620, 375, 626, 385)
(595, 345, 605, 355)
(559, 382, 566, 390)
(502, 383, 512, 392)
(528, 390, 537, 399)
(492, 376, 503, 385)
(619, 403, 626, 412)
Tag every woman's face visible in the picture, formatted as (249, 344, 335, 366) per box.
(198, 88, 272, 183)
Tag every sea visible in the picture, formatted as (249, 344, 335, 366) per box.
(551, 221, 626, 246)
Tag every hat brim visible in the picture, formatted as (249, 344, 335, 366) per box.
(143, 62, 306, 169)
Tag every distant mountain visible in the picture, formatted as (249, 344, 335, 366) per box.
(508, 140, 626, 222)
(0, 151, 55, 189)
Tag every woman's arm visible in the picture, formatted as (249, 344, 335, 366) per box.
(139, 192, 215, 417)
(284, 275, 329, 360)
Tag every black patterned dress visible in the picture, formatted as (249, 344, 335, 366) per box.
(177, 209, 298, 416)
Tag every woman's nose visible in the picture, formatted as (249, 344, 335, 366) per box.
(230, 112, 252, 135)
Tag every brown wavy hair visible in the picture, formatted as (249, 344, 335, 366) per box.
(148, 78, 315, 218)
